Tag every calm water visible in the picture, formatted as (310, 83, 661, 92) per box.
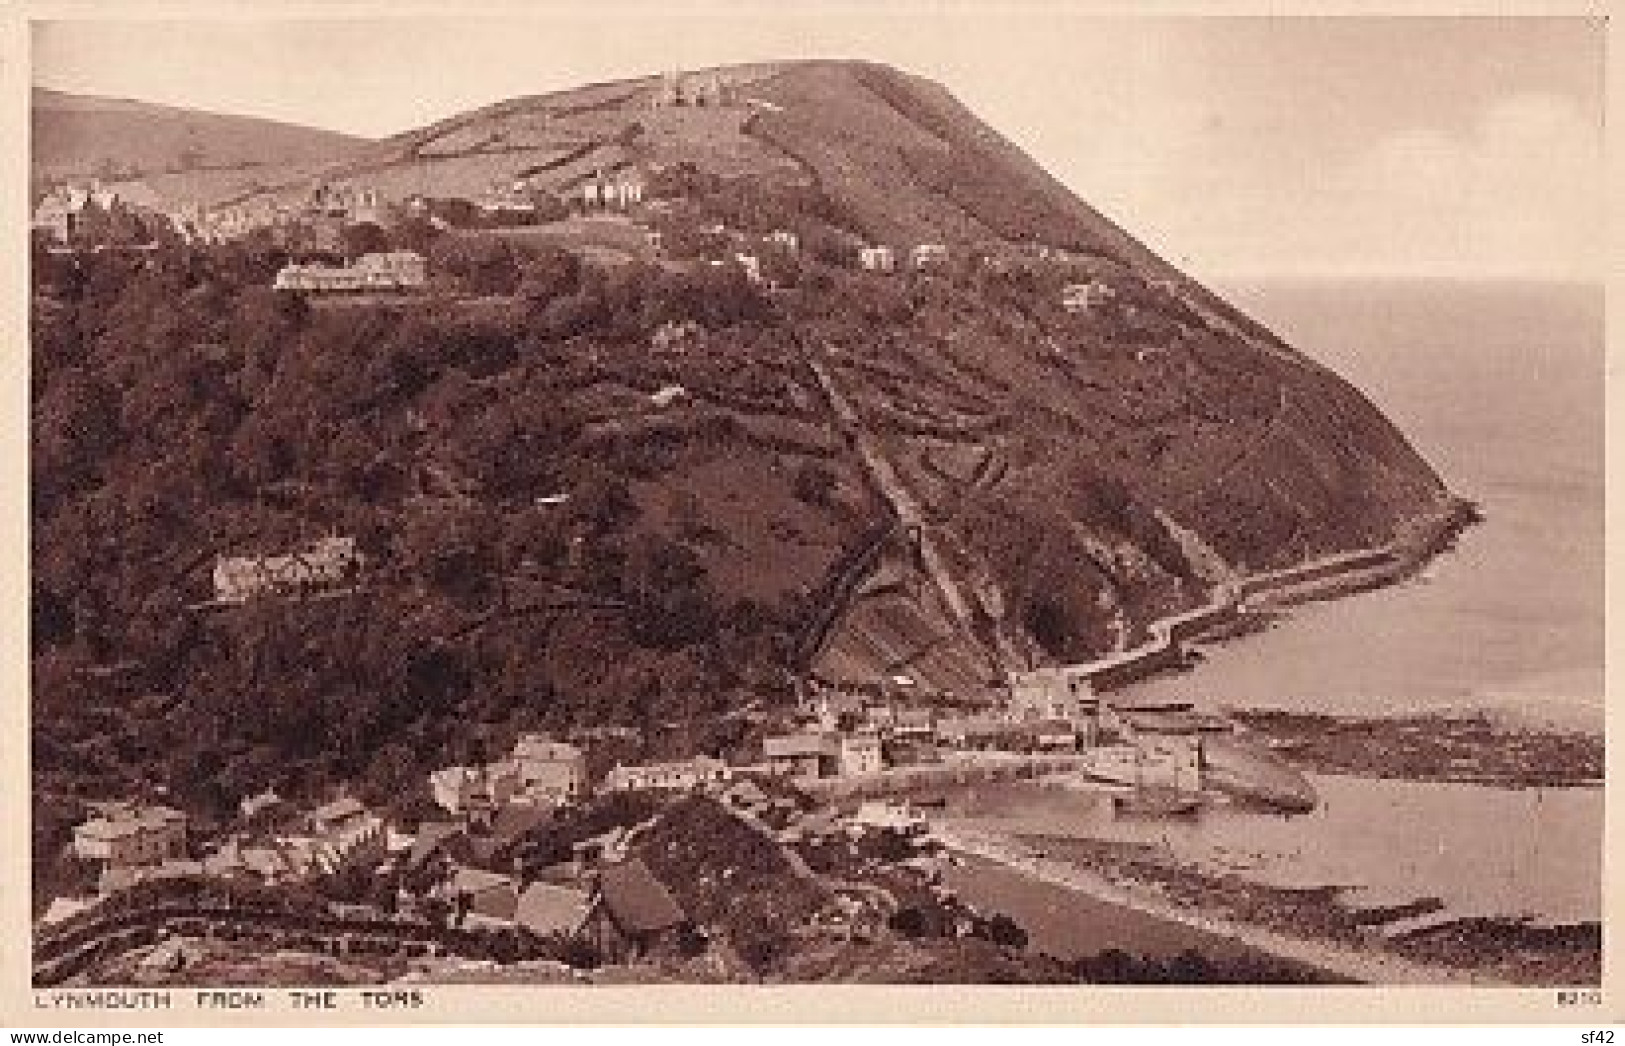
(1127, 280, 1606, 732)
(954, 282, 1605, 927)
(940, 775, 1602, 924)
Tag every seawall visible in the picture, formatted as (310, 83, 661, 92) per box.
(1058, 498, 1477, 696)
(796, 754, 1091, 800)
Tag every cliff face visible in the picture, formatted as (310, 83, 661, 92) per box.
(730, 61, 1453, 690)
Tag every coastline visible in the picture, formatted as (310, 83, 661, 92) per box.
(1238, 496, 1481, 613)
(1067, 495, 1482, 698)
(932, 823, 1499, 986)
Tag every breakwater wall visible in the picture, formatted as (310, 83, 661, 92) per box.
(1236, 547, 1399, 604)
(797, 755, 1091, 800)
(1059, 500, 1475, 695)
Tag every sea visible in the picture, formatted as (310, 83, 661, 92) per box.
(949, 280, 1607, 930)
(1131, 279, 1606, 733)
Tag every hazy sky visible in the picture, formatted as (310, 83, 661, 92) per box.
(32, 10, 1605, 281)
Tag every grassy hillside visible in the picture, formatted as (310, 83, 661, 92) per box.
(31, 87, 367, 191)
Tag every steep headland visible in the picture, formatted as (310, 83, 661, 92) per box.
(30, 59, 1465, 868)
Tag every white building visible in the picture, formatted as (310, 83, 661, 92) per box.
(837, 732, 885, 776)
(601, 756, 731, 793)
(72, 805, 188, 869)
(430, 764, 518, 815)
(212, 536, 363, 604)
(1062, 280, 1116, 313)
(858, 245, 896, 272)
(910, 243, 949, 269)
(273, 251, 427, 293)
(650, 69, 738, 108)
(1006, 666, 1099, 742)
(511, 735, 588, 805)
(580, 171, 645, 209)
(849, 800, 927, 836)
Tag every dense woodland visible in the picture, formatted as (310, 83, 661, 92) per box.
(31, 222, 815, 869)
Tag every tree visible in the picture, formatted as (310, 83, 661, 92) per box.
(647, 161, 718, 200)
(388, 216, 442, 256)
(516, 246, 581, 306)
(791, 462, 838, 508)
(887, 905, 930, 939)
(982, 912, 1029, 950)
(341, 222, 390, 260)
(624, 536, 720, 649)
(525, 192, 569, 223)
(429, 236, 523, 296)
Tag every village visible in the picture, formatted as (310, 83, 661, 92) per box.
(30, 67, 1346, 985)
(31, 63, 1130, 312)
(37, 593, 1326, 986)
(32, 167, 1123, 313)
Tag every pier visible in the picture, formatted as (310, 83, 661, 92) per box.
(1049, 501, 1471, 696)
(795, 753, 1091, 800)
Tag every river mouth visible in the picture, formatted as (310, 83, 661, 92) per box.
(920, 761, 1601, 985)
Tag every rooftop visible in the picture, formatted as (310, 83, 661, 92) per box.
(76, 804, 187, 840)
(596, 857, 687, 934)
(763, 733, 834, 758)
(450, 867, 517, 896)
(310, 796, 365, 825)
(516, 881, 592, 937)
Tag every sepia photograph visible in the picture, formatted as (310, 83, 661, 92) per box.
(11, 1, 1611, 1023)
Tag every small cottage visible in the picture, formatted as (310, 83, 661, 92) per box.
(858, 245, 896, 272)
(72, 805, 188, 870)
(584, 858, 692, 960)
(763, 733, 837, 779)
(837, 732, 885, 776)
(515, 881, 593, 939)
(909, 243, 948, 269)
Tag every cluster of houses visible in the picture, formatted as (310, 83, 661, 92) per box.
(182, 182, 389, 246)
(210, 795, 390, 885)
(62, 792, 389, 901)
(304, 183, 386, 223)
(70, 803, 189, 881)
(31, 179, 169, 246)
(49, 736, 953, 967)
(35, 172, 1128, 325)
(768, 668, 1231, 796)
(47, 661, 1240, 962)
(429, 735, 589, 821)
(31, 177, 398, 249)
(854, 243, 949, 273)
(852, 242, 1120, 313)
(272, 250, 428, 293)
(578, 170, 646, 210)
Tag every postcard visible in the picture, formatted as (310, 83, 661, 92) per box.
(4, 0, 1614, 1027)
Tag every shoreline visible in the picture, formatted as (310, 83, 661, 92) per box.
(1063, 496, 1482, 697)
(1225, 708, 1604, 788)
(932, 823, 1500, 986)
